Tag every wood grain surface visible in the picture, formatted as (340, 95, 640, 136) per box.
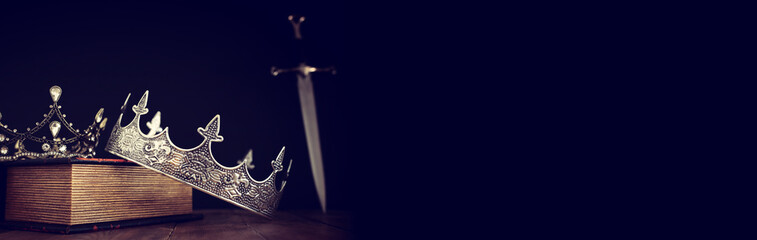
(0, 209, 352, 240)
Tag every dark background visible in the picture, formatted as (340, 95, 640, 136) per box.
(0, 2, 728, 238)
(0, 1, 443, 238)
(0, 0, 357, 213)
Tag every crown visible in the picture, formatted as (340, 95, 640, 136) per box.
(104, 90, 292, 218)
(0, 86, 108, 162)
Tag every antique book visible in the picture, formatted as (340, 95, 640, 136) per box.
(2, 158, 201, 233)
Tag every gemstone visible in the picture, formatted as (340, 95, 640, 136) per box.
(0, 146, 7, 155)
(42, 143, 50, 151)
(50, 121, 61, 138)
(100, 118, 108, 129)
(50, 86, 62, 102)
(95, 108, 104, 123)
(0, 134, 4, 142)
(59, 144, 66, 152)
(0, 111, 2, 121)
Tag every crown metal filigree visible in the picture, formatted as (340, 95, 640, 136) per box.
(105, 90, 292, 218)
(0, 86, 108, 161)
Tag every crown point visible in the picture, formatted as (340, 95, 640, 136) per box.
(237, 149, 255, 170)
(121, 93, 131, 113)
(138, 90, 149, 107)
(132, 91, 150, 115)
(198, 115, 223, 142)
(272, 146, 286, 172)
(50, 86, 62, 103)
(241, 149, 253, 165)
(286, 159, 293, 176)
(146, 111, 163, 137)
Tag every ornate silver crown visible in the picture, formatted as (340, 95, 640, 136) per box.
(105, 90, 292, 218)
(0, 86, 107, 161)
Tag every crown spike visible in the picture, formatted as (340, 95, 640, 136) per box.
(272, 146, 286, 172)
(237, 149, 255, 170)
(286, 159, 293, 177)
(132, 91, 149, 115)
(198, 115, 223, 142)
(146, 111, 162, 137)
(120, 93, 131, 113)
(245, 149, 253, 164)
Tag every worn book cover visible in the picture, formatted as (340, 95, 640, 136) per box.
(1, 158, 201, 233)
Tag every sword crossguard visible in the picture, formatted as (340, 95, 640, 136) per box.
(272, 63, 336, 77)
(288, 15, 306, 40)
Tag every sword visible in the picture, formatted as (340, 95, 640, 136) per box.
(272, 15, 335, 213)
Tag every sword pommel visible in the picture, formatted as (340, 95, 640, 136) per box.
(288, 15, 306, 40)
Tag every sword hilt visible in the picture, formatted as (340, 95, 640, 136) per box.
(272, 15, 337, 78)
(271, 63, 336, 77)
(288, 15, 305, 40)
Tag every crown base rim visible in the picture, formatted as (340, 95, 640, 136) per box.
(105, 149, 275, 219)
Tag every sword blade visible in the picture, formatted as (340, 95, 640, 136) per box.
(297, 74, 327, 212)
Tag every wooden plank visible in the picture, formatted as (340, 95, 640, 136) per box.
(240, 210, 352, 240)
(0, 209, 352, 240)
(290, 210, 353, 231)
(169, 209, 265, 240)
(0, 223, 175, 240)
(85, 223, 176, 240)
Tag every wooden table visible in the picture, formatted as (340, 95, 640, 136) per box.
(0, 209, 352, 240)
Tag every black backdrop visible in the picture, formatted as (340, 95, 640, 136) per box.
(0, 1, 356, 213)
(0, 1, 438, 238)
